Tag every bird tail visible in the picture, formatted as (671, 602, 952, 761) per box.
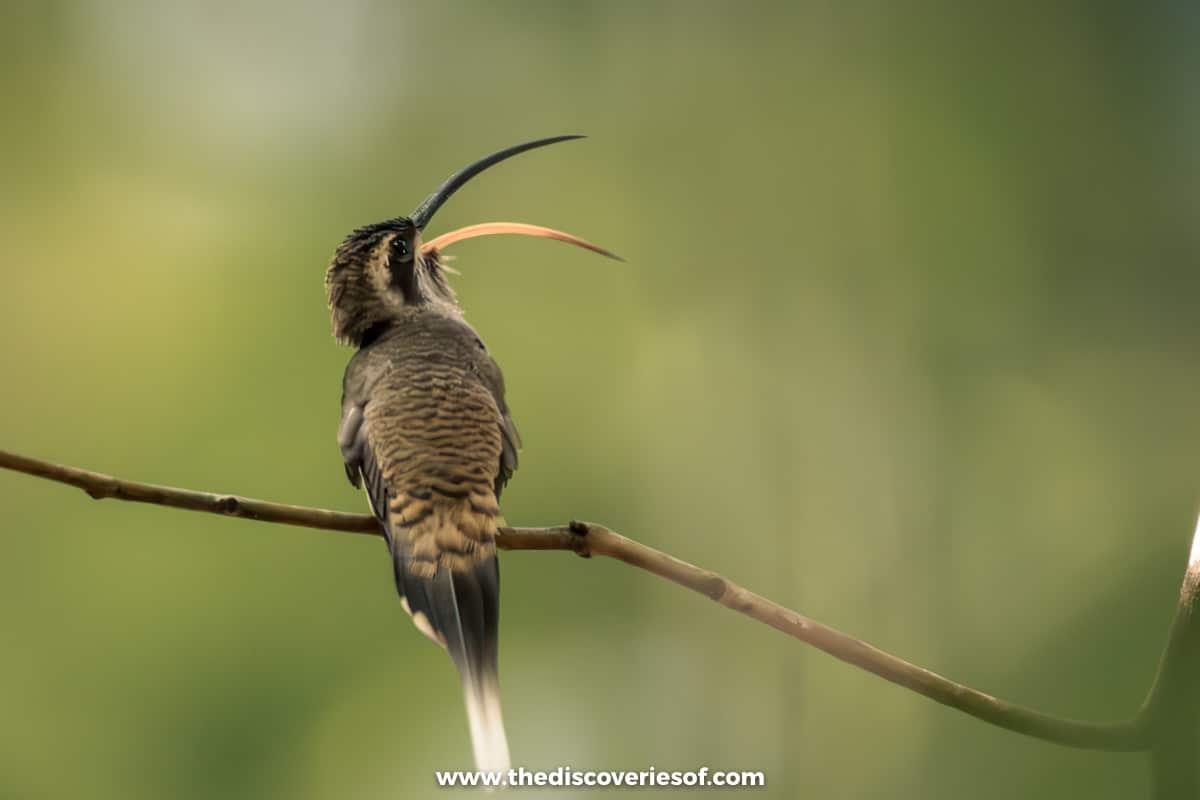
(391, 544, 510, 776)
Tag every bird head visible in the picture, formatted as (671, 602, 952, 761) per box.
(326, 136, 619, 347)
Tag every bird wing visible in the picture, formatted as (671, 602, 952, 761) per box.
(337, 395, 390, 523)
(472, 348, 521, 498)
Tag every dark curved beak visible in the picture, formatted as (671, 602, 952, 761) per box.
(410, 135, 584, 230)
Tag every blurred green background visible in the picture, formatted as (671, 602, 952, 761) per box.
(2, 1, 1199, 797)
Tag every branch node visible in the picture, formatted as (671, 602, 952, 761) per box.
(216, 496, 241, 515)
(568, 520, 592, 558)
(85, 478, 117, 500)
(699, 574, 728, 602)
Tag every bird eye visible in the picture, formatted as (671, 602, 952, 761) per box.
(392, 238, 411, 259)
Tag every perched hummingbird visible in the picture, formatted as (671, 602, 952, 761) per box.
(326, 137, 617, 773)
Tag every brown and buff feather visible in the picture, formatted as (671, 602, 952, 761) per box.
(364, 347, 504, 579)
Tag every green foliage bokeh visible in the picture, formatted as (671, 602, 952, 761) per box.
(2, 2, 1198, 797)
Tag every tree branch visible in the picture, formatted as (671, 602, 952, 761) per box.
(1141, 518, 1200, 798)
(1, 447, 1186, 760)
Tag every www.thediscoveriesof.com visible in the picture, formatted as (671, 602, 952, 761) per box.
(436, 766, 766, 789)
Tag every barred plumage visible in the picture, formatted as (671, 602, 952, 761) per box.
(358, 321, 507, 577)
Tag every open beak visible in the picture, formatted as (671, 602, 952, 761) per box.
(420, 222, 623, 262)
(409, 136, 623, 266)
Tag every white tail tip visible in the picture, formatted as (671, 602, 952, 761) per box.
(463, 676, 511, 779)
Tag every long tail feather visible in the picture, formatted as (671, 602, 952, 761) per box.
(392, 546, 510, 775)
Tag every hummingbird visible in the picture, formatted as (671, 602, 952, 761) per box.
(325, 136, 618, 773)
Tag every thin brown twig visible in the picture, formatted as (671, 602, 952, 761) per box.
(0, 447, 1189, 760)
(1141, 529, 1200, 798)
